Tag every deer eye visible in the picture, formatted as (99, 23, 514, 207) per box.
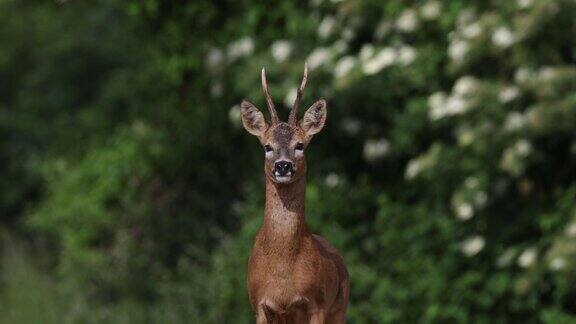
(264, 145, 273, 152)
(295, 143, 304, 151)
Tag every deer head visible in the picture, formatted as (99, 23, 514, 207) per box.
(240, 64, 327, 184)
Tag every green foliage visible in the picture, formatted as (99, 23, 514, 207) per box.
(29, 124, 161, 298)
(2, 0, 576, 322)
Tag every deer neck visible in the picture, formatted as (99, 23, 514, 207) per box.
(261, 175, 309, 245)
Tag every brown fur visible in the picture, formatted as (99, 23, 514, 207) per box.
(247, 172, 349, 323)
(242, 67, 349, 323)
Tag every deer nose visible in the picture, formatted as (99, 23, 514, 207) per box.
(274, 161, 293, 176)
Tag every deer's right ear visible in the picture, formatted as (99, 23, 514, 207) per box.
(240, 100, 268, 138)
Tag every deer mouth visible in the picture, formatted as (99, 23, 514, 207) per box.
(274, 170, 293, 183)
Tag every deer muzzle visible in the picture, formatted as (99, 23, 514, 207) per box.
(274, 160, 294, 181)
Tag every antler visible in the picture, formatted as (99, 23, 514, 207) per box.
(288, 63, 308, 125)
(261, 68, 279, 124)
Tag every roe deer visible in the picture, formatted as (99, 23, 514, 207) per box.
(240, 65, 349, 324)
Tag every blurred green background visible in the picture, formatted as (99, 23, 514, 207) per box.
(1, 0, 576, 322)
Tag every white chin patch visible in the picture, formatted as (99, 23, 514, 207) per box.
(274, 171, 292, 183)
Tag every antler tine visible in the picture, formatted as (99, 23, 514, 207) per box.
(261, 68, 279, 124)
(289, 63, 308, 125)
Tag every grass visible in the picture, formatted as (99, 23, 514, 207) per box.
(0, 235, 212, 324)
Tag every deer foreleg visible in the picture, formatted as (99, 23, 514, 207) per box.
(256, 302, 279, 324)
(309, 311, 326, 324)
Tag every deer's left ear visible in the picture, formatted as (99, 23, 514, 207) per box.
(300, 99, 327, 138)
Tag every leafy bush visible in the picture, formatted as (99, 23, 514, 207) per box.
(2, 0, 576, 322)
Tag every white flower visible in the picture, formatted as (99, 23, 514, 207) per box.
(517, 0, 533, 9)
(565, 222, 576, 237)
(550, 257, 567, 271)
(207, 48, 224, 69)
(501, 139, 532, 175)
(492, 27, 515, 48)
(455, 203, 474, 221)
(429, 91, 470, 120)
(405, 158, 423, 179)
(428, 92, 447, 120)
(462, 22, 482, 38)
(515, 139, 532, 156)
(461, 235, 485, 257)
(453, 76, 480, 96)
(448, 39, 470, 62)
(514, 67, 533, 84)
(332, 40, 348, 54)
(497, 248, 517, 267)
(420, 1, 441, 20)
(228, 37, 254, 60)
(445, 95, 469, 115)
(428, 92, 446, 109)
(374, 47, 398, 66)
(284, 87, 298, 108)
(538, 67, 559, 81)
(465, 176, 480, 189)
(325, 173, 341, 188)
(504, 112, 527, 131)
(229, 105, 241, 126)
(334, 56, 356, 78)
(307, 48, 332, 70)
(396, 9, 419, 32)
(341, 27, 355, 41)
(318, 16, 337, 39)
(397, 46, 417, 65)
(271, 40, 292, 63)
(456, 127, 476, 146)
(457, 9, 476, 27)
(517, 248, 537, 268)
(341, 118, 361, 135)
(362, 47, 396, 75)
(359, 44, 375, 62)
(363, 138, 390, 162)
(501, 149, 522, 176)
(499, 86, 520, 103)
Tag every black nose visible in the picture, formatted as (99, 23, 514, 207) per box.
(274, 161, 293, 176)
